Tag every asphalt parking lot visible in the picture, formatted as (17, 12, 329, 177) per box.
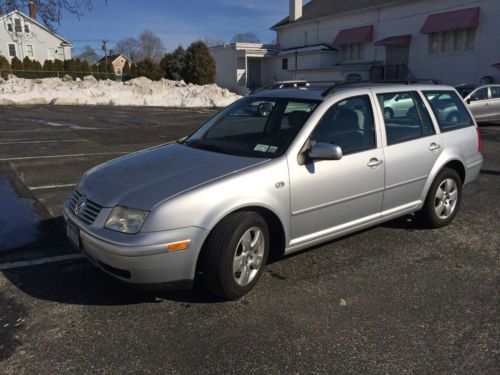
(0, 105, 499, 374)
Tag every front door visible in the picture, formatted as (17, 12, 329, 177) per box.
(247, 58, 262, 91)
(467, 86, 491, 121)
(386, 46, 410, 79)
(288, 94, 385, 245)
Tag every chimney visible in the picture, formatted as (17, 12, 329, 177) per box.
(290, 0, 302, 22)
(29, 1, 36, 20)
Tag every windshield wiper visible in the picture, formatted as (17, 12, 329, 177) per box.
(185, 140, 234, 155)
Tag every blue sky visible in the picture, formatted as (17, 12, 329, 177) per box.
(51, 0, 293, 56)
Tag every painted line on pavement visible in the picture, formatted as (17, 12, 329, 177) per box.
(29, 183, 77, 191)
(0, 151, 127, 162)
(0, 254, 84, 271)
(0, 139, 89, 145)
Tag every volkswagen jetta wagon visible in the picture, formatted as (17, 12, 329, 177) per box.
(63, 83, 483, 299)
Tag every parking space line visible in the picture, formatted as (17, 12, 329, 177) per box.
(0, 253, 84, 271)
(29, 183, 76, 191)
(0, 151, 127, 162)
(0, 140, 89, 145)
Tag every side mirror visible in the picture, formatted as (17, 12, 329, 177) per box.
(308, 142, 343, 161)
(257, 102, 273, 117)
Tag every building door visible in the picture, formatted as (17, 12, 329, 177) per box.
(247, 58, 262, 91)
(386, 46, 409, 79)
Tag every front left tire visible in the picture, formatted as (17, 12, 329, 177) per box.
(201, 211, 269, 300)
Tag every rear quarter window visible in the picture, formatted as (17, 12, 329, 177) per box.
(423, 90, 474, 132)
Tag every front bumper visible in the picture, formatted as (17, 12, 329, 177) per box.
(63, 201, 209, 287)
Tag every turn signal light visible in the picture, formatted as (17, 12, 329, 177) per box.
(167, 240, 190, 252)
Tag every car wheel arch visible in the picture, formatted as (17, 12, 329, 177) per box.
(195, 205, 287, 277)
(420, 157, 466, 204)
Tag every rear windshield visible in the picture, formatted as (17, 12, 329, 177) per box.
(423, 91, 474, 131)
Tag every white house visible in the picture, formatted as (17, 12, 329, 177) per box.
(211, 0, 500, 93)
(0, 2, 72, 64)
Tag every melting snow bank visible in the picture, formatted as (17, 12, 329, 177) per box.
(0, 75, 242, 107)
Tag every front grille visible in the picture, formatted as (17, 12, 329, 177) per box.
(68, 190, 103, 225)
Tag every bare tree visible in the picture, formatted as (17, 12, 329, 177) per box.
(114, 37, 141, 62)
(204, 36, 225, 48)
(0, 0, 95, 30)
(231, 32, 261, 44)
(77, 45, 99, 64)
(138, 30, 165, 62)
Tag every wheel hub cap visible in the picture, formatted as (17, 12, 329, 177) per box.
(233, 227, 265, 286)
(434, 178, 458, 220)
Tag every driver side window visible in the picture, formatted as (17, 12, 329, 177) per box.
(310, 95, 376, 155)
(471, 87, 488, 101)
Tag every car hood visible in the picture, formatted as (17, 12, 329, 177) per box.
(79, 143, 268, 209)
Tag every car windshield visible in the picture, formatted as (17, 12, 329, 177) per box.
(185, 97, 320, 158)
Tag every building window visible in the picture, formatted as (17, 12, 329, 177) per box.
(14, 19, 22, 33)
(342, 43, 363, 61)
(56, 47, 65, 60)
(47, 48, 55, 60)
(8, 44, 16, 57)
(7, 23, 13, 32)
(116, 68, 122, 75)
(24, 24, 29, 33)
(429, 29, 476, 55)
(26, 44, 34, 58)
(282, 58, 288, 70)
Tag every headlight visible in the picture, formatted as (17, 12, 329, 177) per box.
(105, 206, 149, 234)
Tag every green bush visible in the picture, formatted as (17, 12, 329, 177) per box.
(137, 58, 163, 80)
(0, 55, 11, 79)
(122, 62, 131, 81)
(183, 41, 215, 85)
(160, 46, 186, 81)
(106, 61, 116, 80)
(10, 57, 23, 77)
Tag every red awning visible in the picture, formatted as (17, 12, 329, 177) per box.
(374, 34, 412, 46)
(333, 25, 373, 46)
(420, 7, 480, 34)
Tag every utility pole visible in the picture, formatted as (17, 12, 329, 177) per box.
(101, 40, 108, 64)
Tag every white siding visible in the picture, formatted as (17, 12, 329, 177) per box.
(274, 0, 500, 84)
(0, 11, 72, 63)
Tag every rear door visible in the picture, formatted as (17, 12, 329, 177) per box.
(376, 90, 443, 213)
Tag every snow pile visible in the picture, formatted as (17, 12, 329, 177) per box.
(0, 75, 242, 107)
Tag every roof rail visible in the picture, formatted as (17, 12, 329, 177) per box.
(321, 78, 442, 97)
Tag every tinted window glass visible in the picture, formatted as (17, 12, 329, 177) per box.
(378, 91, 434, 145)
(187, 97, 319, 158)
(491, 87, 500, 99)
(310, 95, 375, 154)
(423, 91, 474, 131)
(471, 87, 488, 101)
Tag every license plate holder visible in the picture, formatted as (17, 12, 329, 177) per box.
(66, 221, 80, 250)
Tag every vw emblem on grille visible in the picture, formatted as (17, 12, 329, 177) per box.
(74, 195, 87, 216)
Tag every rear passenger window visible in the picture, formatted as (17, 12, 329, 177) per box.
(491, 87, 500, 99)
(423, 91, 474, 131)
(310, 95, 375, 154)
(377, 91, 435, 145)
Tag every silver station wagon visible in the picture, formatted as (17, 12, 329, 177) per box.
(63, 82, 483, 299)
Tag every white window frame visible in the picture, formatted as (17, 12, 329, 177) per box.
(8, 43, 16, 58)
(56, 47, 66, 61)
(14, 18, 22, 33)
(428, 29, 476, 55)
(47, 48, 55, 60)
(342, 43, 364, 62)
(25, 44, 34, 59)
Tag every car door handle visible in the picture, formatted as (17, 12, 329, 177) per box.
(367, 158, 383, 168)
(429, 143, 441, 152)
